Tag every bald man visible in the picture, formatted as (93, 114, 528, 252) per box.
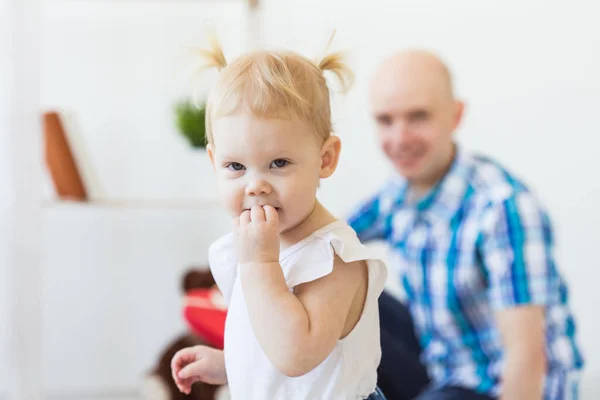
(348, 51, 584, 400)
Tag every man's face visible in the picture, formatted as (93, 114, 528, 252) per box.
(370, 73, 462, 190)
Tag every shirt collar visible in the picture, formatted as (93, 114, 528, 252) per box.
(410, 145, 474, 225)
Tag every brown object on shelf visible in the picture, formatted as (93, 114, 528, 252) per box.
(43, 111, 88, 201)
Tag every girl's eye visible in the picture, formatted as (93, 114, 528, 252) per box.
(227, 162, 245, 171)
(271, 159, 289, 168)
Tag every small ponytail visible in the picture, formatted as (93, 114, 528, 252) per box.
(316, 29, 354, 94)
(195, 29, 227, 71)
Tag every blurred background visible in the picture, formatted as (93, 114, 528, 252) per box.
(1, 0, 599, 399)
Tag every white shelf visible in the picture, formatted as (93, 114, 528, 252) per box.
(43, 198, 220, 210)
(44, 0, 253, 4)
(41, 202, 232, 394)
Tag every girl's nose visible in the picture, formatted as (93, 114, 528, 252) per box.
(245, 178, 273, 196)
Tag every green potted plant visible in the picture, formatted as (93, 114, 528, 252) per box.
(174, 98, 208, 149)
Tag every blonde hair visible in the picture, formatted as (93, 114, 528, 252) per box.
(195, 33, 354, 145)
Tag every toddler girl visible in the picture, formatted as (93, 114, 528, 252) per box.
(171, 34, 388, 399)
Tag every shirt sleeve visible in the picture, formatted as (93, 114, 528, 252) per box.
(208, 233, 238, 305)
(347, 182, 398, 243)
(479, 190, 560, 310)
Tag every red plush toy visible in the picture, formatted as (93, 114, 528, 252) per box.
(183, 286, 227, 350)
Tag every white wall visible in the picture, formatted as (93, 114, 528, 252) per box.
(3, 0, 45, 398)
(2, 0, 596, 397)
(0, 0, 13, 395)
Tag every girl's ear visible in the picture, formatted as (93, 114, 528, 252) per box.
(319, 136, 341, 179)
(207, 144, 216, 171)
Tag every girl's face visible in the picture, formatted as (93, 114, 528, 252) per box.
(208, 111, 335, 234)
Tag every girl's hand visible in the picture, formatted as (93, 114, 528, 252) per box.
(171, 345, 227, 393)
(234, 205, 280, 264)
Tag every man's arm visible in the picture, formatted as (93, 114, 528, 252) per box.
(480, 191, 556, 399)
(496, 306, 546, 400)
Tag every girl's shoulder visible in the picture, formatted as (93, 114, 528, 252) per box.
(281, 220, 387, 290)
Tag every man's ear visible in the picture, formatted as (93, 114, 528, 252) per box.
(452, 100, 465, 131)
(207, 144, 216, 171)
(319, 136, 342, 179)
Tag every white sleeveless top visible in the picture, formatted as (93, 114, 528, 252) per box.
(208, 220, 388, 400)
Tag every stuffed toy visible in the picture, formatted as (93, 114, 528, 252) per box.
(141, 269, 228, 400)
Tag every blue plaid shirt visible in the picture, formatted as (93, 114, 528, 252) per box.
(348, 147, 584, 399)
